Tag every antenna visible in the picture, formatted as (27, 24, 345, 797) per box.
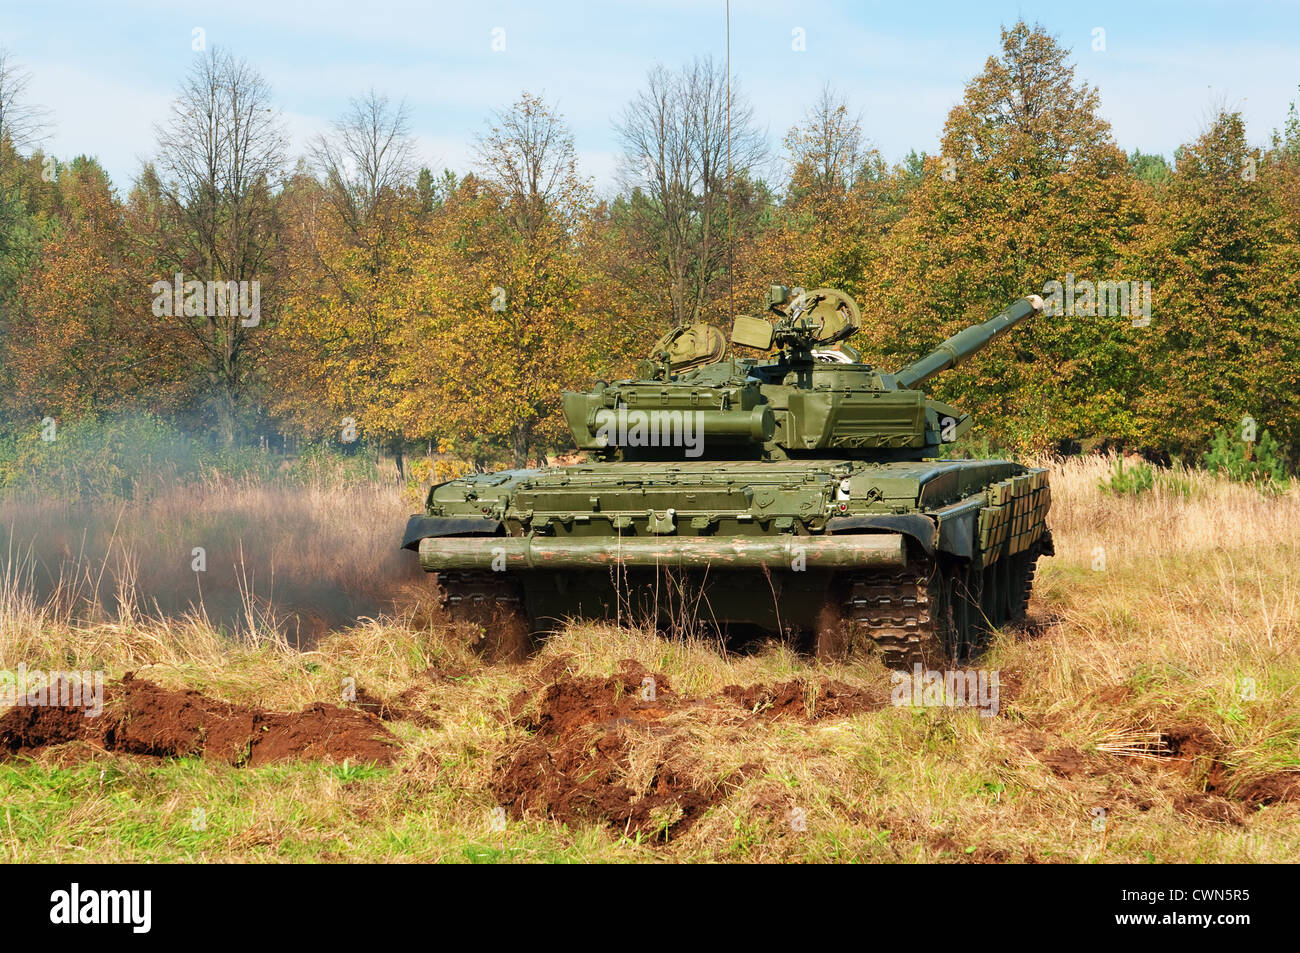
(726, 0, 733, 321)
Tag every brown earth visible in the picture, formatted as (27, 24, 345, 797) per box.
(0, 673, 399, 765)
(495, 660, 724, 841)
(519, 660, 678, 737)
(493, 662, 883, 841)
(1017, 719, 1299, 818)
(1173, 792, 1245, 825)
(721, 678, 885, 720)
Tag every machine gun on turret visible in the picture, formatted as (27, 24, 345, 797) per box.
(731, 285, 863, 360)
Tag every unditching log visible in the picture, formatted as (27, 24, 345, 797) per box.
(418, 532, 907, 571)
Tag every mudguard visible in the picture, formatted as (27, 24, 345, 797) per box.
(400, 515, 502, 551)
(826, 513, 936, 555)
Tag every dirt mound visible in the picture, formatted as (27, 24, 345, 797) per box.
(1153, 726, 1300, 808)
(1234, 772, 1300, 806)
(495, 729, 726, 840)
(1160, 723, 1221, 759)
(721, 678, 884, 720)
(494, 664, 887, 841)
(1020, 721, 1299, 813)
(1174, 792, 1245, 825)
(522, 660, 676, 737)
(495, 661, 728, 841)
(0, 673, 398, 765)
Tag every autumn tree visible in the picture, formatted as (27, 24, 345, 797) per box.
(1134, 110, 1300, 454)
(135, 47, 288, 445)
(311, 89, 416, 231)
(0, 47, 52, 417)
(747, 85, 891, 303)
(859, 20, 1146, 452)
(786, 84, 865, 208)
(7, 159, 176, 420)
(1268, 89, 1300, 235)
(412, 93, 595, 468)
(271, 90, 421, 477)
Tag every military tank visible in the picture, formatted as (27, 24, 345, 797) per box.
(402, 286, 1052, 666)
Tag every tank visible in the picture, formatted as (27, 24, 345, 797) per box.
(402, 286, 1053, 666)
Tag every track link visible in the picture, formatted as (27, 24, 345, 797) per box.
(829, 539, 1046, 668)
(436, 570, 532, 662)
(837, 563, 944, 668)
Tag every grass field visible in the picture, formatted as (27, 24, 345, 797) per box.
(1, 456, 1297, 862)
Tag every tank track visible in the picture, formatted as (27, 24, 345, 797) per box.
(1016, 531, 1051, 617)
(439, 537, 1046, 667)
(838, 563, 942, 668)
(832, 539, 1047, 668)
(437, 569, 522, 613)
(435, 570, 532, 661)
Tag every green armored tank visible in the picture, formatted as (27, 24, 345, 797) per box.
(402, 287, 1053, 666)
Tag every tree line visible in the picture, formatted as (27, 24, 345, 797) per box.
(2, 20, 1298, 475)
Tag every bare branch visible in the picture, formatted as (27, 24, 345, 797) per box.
(473, 91, 591, 243)
(146, 46, 288, 444)
(614, 56, 766, 324)
(311, 89, 416, 230)
(0, 46, 52, 155)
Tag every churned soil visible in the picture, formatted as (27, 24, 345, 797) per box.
(1161, 724, 1300, 808)
(720, 678, 885, 720)
(493, 661, 883, 841)
(495, 660, 723, 840)
(1017, 719, 1299, 822)
(0, 673, 398, 765)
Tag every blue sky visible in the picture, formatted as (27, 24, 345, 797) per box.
(4, 0, 1299, 197)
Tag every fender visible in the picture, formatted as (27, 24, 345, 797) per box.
(826, 513, 936, 555)
(401, 515, 503, 551)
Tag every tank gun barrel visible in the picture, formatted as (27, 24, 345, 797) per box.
(893, 295, 1044, 390)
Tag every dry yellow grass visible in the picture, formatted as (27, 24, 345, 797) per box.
(0, 455, 1297, 863)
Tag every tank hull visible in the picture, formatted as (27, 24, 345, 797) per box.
(405, 458, 1052, 665)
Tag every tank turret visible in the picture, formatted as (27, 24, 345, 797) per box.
(561, 289, 1045, 461)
